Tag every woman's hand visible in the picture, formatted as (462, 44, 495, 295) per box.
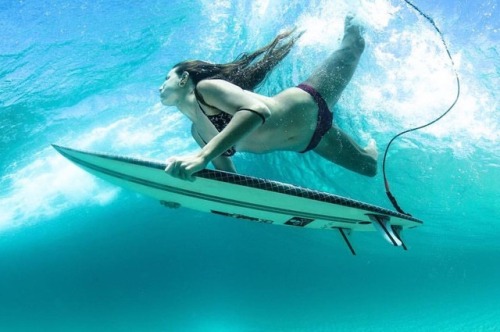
(164, 154, 208, 181)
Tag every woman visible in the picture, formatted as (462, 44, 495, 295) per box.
(160, 16, 377, 181)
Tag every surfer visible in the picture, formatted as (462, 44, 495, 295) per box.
(160, 16, 378, 181)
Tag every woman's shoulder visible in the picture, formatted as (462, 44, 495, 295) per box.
(196, 79, 245, 103)
(197, 79, 240, 92)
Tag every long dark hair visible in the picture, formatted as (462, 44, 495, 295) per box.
(173, 29, 303, 91)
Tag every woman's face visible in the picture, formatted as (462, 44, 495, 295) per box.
(159, 68, 183, 106)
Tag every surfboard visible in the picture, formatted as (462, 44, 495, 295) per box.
(52, 145, 423, 254)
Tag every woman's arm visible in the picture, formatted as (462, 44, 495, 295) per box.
(191, 124, 237, 173)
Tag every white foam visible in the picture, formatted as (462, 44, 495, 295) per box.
(72, 103, 192, 156)
(252, 0, 269, 17)
(295, 0, 398, 48)
(0, 104, 194, 231)
(198, 0, 241, 54)
(0, 149, 118, 231)
(354, 21, 499, 157)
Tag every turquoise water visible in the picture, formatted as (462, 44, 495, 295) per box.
(1, 0, 499, 331)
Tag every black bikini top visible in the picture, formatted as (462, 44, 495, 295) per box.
(194, 87, 236, 157)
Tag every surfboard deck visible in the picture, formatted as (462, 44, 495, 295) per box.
(53, 145, 422, 252)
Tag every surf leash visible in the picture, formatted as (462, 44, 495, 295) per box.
(382, 0, 461, 215)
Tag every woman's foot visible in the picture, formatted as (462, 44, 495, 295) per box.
(364, 138, 379, 160)
(344, 15, 363, 35)
(342, 15, 365, 52)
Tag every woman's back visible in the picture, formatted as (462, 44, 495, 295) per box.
(233, 87, 320, 153)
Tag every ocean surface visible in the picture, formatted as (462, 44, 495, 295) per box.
(1, 0, 499, 331)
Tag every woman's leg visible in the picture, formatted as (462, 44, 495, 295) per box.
(304, 17, 376, 176)
(314, 126, 378, 177)
(303, 16, 365, 106)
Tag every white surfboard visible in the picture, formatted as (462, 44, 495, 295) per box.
(53, 145, 423, 254)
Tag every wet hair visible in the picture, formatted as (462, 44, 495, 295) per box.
(173, 29, 303, 91)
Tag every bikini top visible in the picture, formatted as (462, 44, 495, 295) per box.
(194, 87, 236, 157)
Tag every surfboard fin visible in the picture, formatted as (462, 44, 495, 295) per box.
(367, 214, 405, 248)
(337, 228, 356, 255)
(392, 225, 408, 250)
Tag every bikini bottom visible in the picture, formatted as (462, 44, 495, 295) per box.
(296, 83, 333, 152)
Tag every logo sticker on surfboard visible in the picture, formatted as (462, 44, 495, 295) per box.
(284, 217, 314, 227)
(211, 210, 273, 224)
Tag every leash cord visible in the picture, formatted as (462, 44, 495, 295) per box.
(382, 0, 461, 215)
